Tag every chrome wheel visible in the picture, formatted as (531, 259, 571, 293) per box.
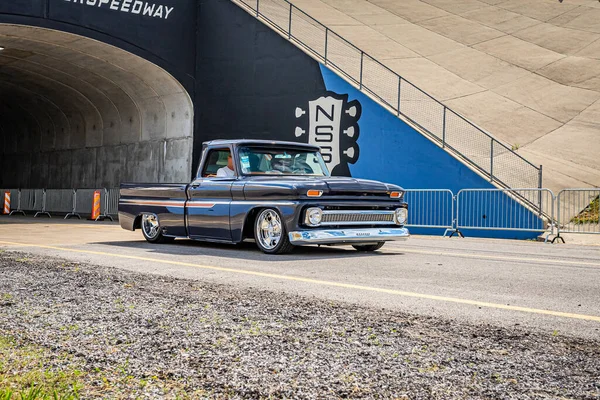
(256, 209, 282, 250)
(142, 213, 161, 240)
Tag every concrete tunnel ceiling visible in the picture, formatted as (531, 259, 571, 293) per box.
(0, 23, 194, 189)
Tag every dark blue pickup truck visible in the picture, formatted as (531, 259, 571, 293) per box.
(118, 139, 409, 254)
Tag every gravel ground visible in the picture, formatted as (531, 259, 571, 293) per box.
(1, 251, 599, 399)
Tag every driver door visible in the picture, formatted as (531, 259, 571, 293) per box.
(186, 148, 235, 241)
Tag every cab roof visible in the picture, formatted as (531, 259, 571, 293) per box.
(203, 139, 320, 152)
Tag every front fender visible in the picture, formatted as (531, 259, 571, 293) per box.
(230, 201, 300, 242)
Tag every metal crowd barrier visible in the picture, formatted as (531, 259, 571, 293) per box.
(73, 189, 103, 219)
(2, 186, 600, 244)
(30, 189, 51, 218)
(74, 188, 96, 217)
(404, 189, 454, 234)
(0, 187, 120, 220)
(67, 190, 82, 219)
(45, 189, 80, 219)
(456, 189, 553, 236)
(553, 189, 600, 243)
(33, 189, 49, 218)
(10, 189, 26, 216)
(45, 189, 72, 217)
(102, 188, 119, 220)
(19, 189, 37, 214)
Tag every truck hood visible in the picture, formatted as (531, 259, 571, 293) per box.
(242, 175, 402, 199)
(319, 176, 392, 195)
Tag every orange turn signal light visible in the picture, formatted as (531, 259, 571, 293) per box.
(307, 190, 323, 197)
(390, 191, 401, 199)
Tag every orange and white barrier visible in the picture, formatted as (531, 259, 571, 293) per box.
(3, 191, 10, 214)
(91, 190, 101, 220)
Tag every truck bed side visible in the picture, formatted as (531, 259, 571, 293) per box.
(118, 183, 189, 237)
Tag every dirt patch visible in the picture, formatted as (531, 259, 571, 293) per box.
(1, 251, 599, 399)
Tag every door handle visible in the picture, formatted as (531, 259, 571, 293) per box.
(190, 183, 200, 188)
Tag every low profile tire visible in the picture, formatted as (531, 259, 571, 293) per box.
(352, 242, 385, 252)
(141, 213, 174, 244)
(254, 208, 294, 254)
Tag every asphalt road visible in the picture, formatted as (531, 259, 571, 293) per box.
(1, 215, 599, 339)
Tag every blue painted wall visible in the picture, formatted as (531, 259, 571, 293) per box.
(320, 66, 495, 193)
(320, 66, 543, 240)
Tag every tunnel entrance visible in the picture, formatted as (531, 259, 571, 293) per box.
(0, 24, 193, 189)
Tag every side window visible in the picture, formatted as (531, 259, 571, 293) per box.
(201, 149, 232, 178)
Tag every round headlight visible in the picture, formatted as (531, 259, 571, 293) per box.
(305, 207, 323, 226)
(394, 208, 407, 225)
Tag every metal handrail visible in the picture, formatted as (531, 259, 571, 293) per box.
(234, 0, 543, 191)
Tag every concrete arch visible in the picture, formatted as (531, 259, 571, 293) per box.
(0, 24, 194, 189)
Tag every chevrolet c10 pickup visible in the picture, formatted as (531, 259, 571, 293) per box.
(118, 139, 409, 254)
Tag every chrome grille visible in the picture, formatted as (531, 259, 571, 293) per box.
(320, 210, 395, 226)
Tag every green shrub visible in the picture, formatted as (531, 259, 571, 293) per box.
(570, 196, 599, 224)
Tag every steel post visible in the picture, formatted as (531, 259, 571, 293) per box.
(359, 51, 364, 89)
(538, 165, 543, 216)
(324, 28, 328, 64)
(442, 107, 447, 148)
(397, 76, 401, 116)
(34, 189, 51, 218)
(65, 188, 81, 219)
(96, 188, 115, 222)
(9, 189, 26, 216)
(288, 3, 292, 39)
(490, 139, 494, 182)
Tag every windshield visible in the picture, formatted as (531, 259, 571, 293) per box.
(238, 147, 330, 176)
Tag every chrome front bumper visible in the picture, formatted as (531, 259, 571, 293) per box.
(288, 227, 410, 245)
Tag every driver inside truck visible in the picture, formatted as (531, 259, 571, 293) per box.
(216, 152, 235, 177)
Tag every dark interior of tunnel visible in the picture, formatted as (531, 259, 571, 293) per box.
(0, 24, 194, 189)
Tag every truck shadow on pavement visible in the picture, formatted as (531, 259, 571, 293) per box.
(95, 239, 401, 262)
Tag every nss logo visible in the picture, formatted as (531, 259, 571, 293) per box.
(294, 92, 361, 177)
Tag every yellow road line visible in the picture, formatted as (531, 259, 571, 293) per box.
(59, 226, 120, 230)
(1, 240, 599, 323)
(389, 247, 600, 268)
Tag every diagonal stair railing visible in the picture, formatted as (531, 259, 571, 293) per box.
(232, 0, 543, 193)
